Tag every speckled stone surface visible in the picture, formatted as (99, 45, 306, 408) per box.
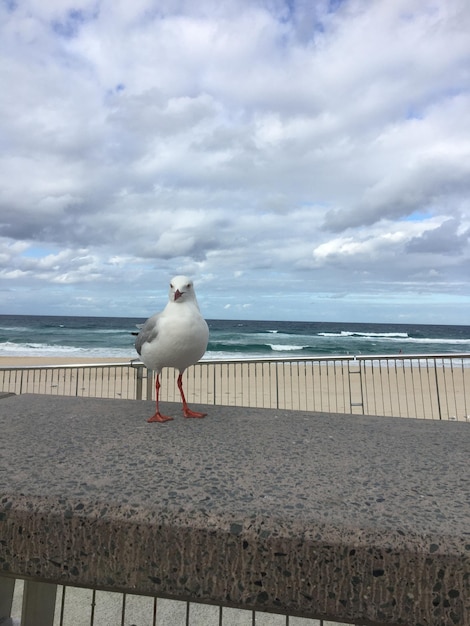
(0, 394, 469, 625)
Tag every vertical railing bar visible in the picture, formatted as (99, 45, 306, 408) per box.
(419, 359, 432, 419)
(294, 360, 298, 410)
(309, 360, 313, 412)
(283, 361, 288, 409)
(379, 357, 386, 416)
(186, 600, 190, 626)
(347, 359, 353, 413)
(308, 360, 312, 411)
(339, 360, 345, 413)
(264, 362, 269, 408)
(392, 359, 400, 417)
(418, 358, 425, 419)
(107, 365, 112, 398)
(359, 359, 365, 414)
(448, 357, 457, 419)
(426, 357, 433, 419)
(97, 365, 102, 398)
(106, 365, 110, 398)
(387, 358, 393, 416)
(450, 359, 459, 420)
(329, 359, 334, 413)
(152, 596, 158, 626)
(213, 362, 216, 405)
(398, 358, 404, 417)
(419, 358, 426, 418)
(289, 361, 294, 410)
(320, 361, 324, 411)
(275, 361, 279, 409)
(434, 357, 442, 420)
(59, 585, 66, 626)
(281, 361, 286, 410)
(400, 358, 409, 418)
(233, 360, 237, 407)
(330, 360, 335, 413)
(262, 361, 266, 408)
(410, 358, 418, 418)
(90, 588, 96, 626)
(357, 358, 364, 414)
(462, 357, 469, 420)
(369, 359, 375, 415)
(441, 357, 449, 419)
(200, 362, 204, 404)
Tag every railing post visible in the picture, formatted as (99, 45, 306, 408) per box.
(21, 580, 57, 626)
(0, 575, 15, 621)
(74, 367, 80, 397)
(135, 364, 144, 401)
(147, 369, 154, 401)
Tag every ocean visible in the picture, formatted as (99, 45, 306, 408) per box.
(0, 315, 469, 360)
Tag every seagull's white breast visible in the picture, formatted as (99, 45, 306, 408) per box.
(140, 302, 209, 373)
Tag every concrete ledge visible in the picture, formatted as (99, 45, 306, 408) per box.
(0, 394, 469, 625)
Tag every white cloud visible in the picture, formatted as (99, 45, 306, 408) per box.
(0, 0, 469, 322)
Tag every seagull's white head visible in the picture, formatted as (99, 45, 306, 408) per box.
(169, 275, 196, 303)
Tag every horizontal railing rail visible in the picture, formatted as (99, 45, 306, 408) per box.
(1, 353, 469, 420)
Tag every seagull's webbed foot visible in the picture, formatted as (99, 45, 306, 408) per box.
(183, 407, 207, 419)
(147, 412, 174, 423)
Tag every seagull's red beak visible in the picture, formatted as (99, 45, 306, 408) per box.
(174, 289, 183, 301)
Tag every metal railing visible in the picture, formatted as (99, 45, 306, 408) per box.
(5, 578, 342, 626)
(1, 354, 469, 421)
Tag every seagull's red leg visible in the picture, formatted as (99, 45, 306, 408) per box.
(147, 375, 173, 423)
(177, 373, 206, 418)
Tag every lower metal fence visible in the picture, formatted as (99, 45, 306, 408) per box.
(5, 578, 346, 626)
(1, 354, 469, 421)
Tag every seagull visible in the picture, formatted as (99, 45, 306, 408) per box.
(135, 276, 209, 423)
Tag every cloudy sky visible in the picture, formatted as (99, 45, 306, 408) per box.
(1, 0, 469, 324)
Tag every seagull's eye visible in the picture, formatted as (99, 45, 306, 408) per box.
(186, 283, 191, 289)
(170, 283, 173, 288)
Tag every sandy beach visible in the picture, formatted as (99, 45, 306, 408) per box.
(0, 354, 468, 421)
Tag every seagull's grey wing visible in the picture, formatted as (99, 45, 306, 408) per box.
(135, 313, 160, 355)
